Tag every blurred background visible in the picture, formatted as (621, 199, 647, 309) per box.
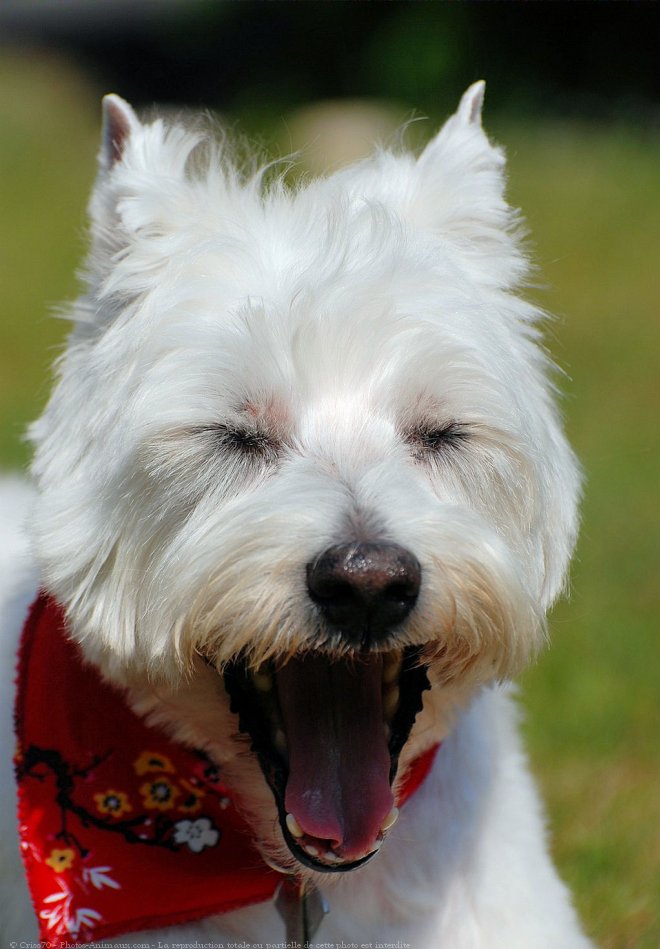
(1, 3, 658, 946)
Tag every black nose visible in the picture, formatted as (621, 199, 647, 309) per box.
(306, 542, 421, 647)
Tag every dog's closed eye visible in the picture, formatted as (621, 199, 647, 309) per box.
(206, 423, 282, 463)
(405, 423, 470, 459)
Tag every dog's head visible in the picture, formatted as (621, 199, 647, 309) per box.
(29, 83, 580, 874)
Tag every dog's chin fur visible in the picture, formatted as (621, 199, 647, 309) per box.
(1, 83, 594, 946)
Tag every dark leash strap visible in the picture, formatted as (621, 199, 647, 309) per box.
(275, 875, 329, 943)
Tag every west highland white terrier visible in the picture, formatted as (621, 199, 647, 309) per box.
(0, 83, 594, 948)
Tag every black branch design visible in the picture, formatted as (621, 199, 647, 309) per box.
(18, 745, 181, 852)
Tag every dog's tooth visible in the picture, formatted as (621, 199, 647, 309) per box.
(383, 685, 400, 720)
(251, 668, 273, 692)
(380, 807, 399, 832)
(304, 844, 320, 857)
(382, 652, 403, 685)
(274, 729, 288, 755)
(369, 838, 383, 854)
(323, 850, 342, 863)
(286, 812, 304, 838)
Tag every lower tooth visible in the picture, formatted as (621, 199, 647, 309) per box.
(286, 813, 304, 838)
(274, 730, 288, 755)
(381, 806, 399, 832)
(304, 844, 319, 857)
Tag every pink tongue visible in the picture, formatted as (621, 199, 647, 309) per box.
(277, 654, 393, 860)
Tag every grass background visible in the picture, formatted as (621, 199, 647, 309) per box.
(1, 52, 658, 948)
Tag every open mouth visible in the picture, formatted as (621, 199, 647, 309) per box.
(224, 647, 430, 873)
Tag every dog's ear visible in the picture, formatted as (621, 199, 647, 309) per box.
(86, 95, 206, 306)
(100, 94, 141, 171)
(454, 80, 486, 127)
(416, 81, 499, 197)
(86, 94, 144, 292)
(410, 81, 525, 288)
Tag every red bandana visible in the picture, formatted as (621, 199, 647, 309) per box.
(15, 593, 440, 946)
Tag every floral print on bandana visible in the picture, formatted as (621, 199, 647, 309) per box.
(17, 743, 223, 943)
(139, 776, 181, 811)
(15, 596, 292, 948)
(93, 789, 132, 818)
(46, 848, 76, 874)
(133, 750, 176, 775)
(173, 818, 219, 852)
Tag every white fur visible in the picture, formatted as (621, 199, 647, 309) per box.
(1, 82, 592, 946)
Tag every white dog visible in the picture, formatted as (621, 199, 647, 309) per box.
(0, 83, 593, 948)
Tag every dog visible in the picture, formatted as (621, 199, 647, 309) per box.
(0, 82, 593, 947)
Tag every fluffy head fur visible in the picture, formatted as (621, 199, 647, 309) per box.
(27, 83, 580, 872)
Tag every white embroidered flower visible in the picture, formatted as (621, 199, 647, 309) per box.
(173, 817, 219, 853)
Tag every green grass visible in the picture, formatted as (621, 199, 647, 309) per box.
(1, 52, 658, 949)
(506, 122, 660, 948)
(0, 53, 98, 464)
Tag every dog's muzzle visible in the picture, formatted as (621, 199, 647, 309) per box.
(223, 542, 428, 874)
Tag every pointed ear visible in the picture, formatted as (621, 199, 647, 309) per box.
(100, 94, 140, 171)
(455, 79, 486, 126)
(417, 81, 493, 177)
(411, 82, 524, 287)
(86, 95, 143, 299)
(85, 95, 206, 311)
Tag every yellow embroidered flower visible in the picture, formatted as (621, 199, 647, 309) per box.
(46, 848, 75, 873)
(134, 750, 176, 775)
(140, 777, 181, 811)
(94, 789, 133, 818)
(178, 779, 205, 814)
